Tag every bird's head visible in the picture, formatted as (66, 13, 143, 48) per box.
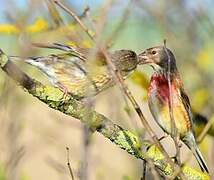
(138, 46, 177, 72)
(111, 50, 138, 75)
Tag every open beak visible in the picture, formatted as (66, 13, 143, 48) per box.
(138, 51, 151, 65)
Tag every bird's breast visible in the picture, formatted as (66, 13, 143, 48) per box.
(148, 73, 179, 104)
(148, 73, 191, 136)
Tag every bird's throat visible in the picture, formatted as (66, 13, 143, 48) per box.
(148, 72, 178, 104)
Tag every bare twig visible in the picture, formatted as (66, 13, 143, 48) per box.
(79, 6, 90, 19)
(141, 160, 147, 180)
(53, 0, 95, 40)
(45, 0, 64, 27)
(197, 115, 214, 143)
(83, 6, 97, 33)
(79, 125, 90, 180)
(146, 158, 160, 180)
(80, 99, 94, 180)
(164, 40, 181, 166)
(66, 147, 75, 180)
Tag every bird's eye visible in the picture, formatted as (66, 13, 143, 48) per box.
(151, 50, 157, 55)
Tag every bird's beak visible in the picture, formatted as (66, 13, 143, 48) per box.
(138, 51, 151, 65)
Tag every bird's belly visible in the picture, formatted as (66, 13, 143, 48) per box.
(149, 92, 190, 138)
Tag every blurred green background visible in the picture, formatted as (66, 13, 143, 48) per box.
(0, 0, 214, 179)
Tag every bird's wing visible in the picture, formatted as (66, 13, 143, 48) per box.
(55, 54, 110, 97)
(37, 42, 87, 61)
(180, 93, 210, 173)
(180, 88, 194, 132)
(32, 42, 108, 66)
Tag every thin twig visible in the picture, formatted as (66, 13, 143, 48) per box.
(141, 160, 147, 180)
(79, 6, 90, 19)
(66, 147, 75, 180)
(83, 6, 97, 34)
(164, 40, 181, 166)
(92, 0, 135, 119)
(80, 98, 94, 180)
(53, 0, 95, 40)
(45, 0, 64, 27)
(146, 158, 160, 180)
(80, 125, 90, 180)
(197, 115, 214, 143)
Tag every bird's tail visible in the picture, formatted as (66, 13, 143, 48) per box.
(193, 146, 209, 173)
(183, 132, 209, 173)
(9, 56, 35, 62)
(9, 55, 47, 67)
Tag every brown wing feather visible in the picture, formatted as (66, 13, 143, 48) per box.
(180, 88, 194, 132)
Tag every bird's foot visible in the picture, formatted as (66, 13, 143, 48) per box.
(171, 155, 182, 165)
(171, 156, 179, 163)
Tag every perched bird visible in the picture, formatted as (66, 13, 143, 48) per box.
(10, 43, 138, 99)
(138, 46, 209, 173)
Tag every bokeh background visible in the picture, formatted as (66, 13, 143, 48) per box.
(0, 0, 214, 179)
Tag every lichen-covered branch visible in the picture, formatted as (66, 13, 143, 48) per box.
(0, 52, 209, 179)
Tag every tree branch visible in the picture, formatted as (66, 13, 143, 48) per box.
(0, 52, 209, 179)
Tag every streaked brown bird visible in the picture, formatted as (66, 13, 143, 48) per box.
(138, 46, 209, 173)
(10, 43, 138, 99)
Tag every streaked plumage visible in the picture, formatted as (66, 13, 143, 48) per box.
(138, 46, 209, 173)
(11, 43, 138, 99)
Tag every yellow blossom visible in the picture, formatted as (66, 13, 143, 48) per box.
(26, 17, 48, 33)
(196, 48, 212, 71)
(0, 24, 19, 34)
